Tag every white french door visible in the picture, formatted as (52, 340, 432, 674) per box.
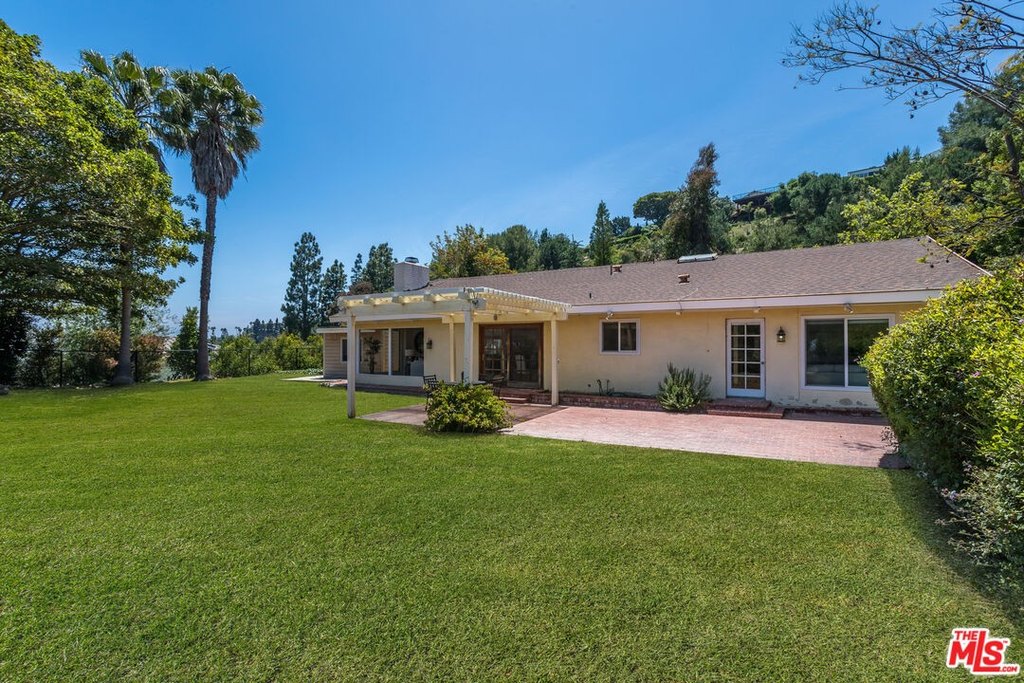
(727, 319, 765, 398)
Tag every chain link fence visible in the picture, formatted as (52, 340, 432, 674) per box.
(14, 345, 322, 388)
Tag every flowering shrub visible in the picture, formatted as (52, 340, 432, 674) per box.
(657, 364, 712, 412)
(863, 263, 1024, 582)
(424, 382, 512, 433)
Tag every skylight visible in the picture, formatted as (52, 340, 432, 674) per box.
(677, 253, 717, 264)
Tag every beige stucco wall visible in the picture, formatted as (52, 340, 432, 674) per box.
(553, 304, 918, 408)
(321, 302, 920, 407)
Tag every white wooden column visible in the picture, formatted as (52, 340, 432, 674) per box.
(550, 317, 559, 406)
(462, 309, 474, 383)
(447, 318, 456, 382)
(345, 313, 357, 418)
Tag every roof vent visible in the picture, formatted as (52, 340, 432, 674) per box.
(404, 256, 419, 264)
(677, 253, 717, 264)
(678, 273, 690, 284)
(610, 264, 623, 274)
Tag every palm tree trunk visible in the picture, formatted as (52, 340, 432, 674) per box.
(196, 193, 217, 380)
(110, 282, 134, 385)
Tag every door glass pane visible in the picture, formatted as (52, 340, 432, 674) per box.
(805, 320, 844, 386)
(747, 376, 761, 390)
(619, 322, 638, 351)
(481, 328, 505, 381)
(847, 319, 889, 386)
(601, 322, 619, 352)
(509, 327, 540, 384)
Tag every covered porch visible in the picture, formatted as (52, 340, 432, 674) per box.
(333, 287, 571, 417)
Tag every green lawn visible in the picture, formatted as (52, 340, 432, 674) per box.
(0, 375, 1020, 681)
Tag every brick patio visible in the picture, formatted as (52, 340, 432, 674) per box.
(508, 407, 901, 468)
(361, 403, 902, 468)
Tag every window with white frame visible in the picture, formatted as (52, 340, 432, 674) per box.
(600, 320, 638, 353)
(804, 317, 890, 388)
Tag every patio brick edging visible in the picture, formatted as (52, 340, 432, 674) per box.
(557, 394, 664, 411)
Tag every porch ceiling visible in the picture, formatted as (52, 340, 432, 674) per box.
(333, 287, 570, 322)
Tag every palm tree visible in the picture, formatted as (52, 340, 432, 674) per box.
(82, 50, 171, 172)
(162, 68, 263, 380)
(82, 50, 172, 385)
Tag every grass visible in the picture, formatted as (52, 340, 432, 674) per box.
(0, 374, 1020, 681)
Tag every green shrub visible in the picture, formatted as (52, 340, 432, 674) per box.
(657, 363, 712, 412)
(863, 263, 1024, 581)
(424, 382, 512, 433)
(211, 336, 277, 377)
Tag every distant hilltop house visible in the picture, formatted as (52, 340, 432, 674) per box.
(320, 237, 984, 416)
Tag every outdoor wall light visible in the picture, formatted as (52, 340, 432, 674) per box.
(776, 327, 787, 343)
(425, 339, 433, 350)
(844, 303, 854, 313)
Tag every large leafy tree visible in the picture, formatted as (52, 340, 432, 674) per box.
(588, 201, 615, 266)
(163, 67, 263, 380)
(664, 143, 720, 257)
(768, 172, 863, 246)
(80, 50, 195, 385)
(487, 225, 538, 271)
(841, 173, 988, 252)
(536, 230, 584, 270)
(633, 191, 676, 228)
(281, 232, 323, 339)
(785, 1, 1024, 263)
(364, 242, 395, 292)
(319, 259, 346, 321)
(429, 225, 511, 278)
(0, 21, 188, 385)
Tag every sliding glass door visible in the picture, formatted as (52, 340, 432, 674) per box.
(479, 324, 542, 388)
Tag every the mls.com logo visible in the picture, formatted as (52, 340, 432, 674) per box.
(947, 628, 1020, 676)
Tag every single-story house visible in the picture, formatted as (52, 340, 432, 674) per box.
(320, 237, 985, 417)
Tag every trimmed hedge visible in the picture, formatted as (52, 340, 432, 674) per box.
(863, 263, 1024, 581)
(424, 382, 512, 433)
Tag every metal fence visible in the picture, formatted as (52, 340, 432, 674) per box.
(15, 345, 322, 388)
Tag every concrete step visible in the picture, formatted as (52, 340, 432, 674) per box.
(706, 398, 785, 419)
(705, 406, 785, 419)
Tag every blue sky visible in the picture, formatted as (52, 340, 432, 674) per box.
(6, 0, 958, 330)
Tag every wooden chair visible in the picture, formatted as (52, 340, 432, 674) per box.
(423, 374, 440, 393)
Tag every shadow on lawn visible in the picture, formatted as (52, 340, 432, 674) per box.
(883, 469, 1024, 632)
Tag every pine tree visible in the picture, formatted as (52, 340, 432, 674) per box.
(168, 307, 199, 377)
(588, 201, 615, 266)
(349, 253, 365, 291)
(319, 259, 347, 321)
(281, 232, 323, 339)
(664, 143, 720, 257)
(364, 242, 395, 292)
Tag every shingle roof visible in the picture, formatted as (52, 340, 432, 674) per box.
(430, 237, 984, 306)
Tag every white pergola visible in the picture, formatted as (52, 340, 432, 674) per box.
(336, 287, 571, 418)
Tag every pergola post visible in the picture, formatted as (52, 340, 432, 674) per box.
(550, 317, 559, 406)
(462, 308, 474, 383)
(447, 318, 456, 382)
(345, 313, 356, 418)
